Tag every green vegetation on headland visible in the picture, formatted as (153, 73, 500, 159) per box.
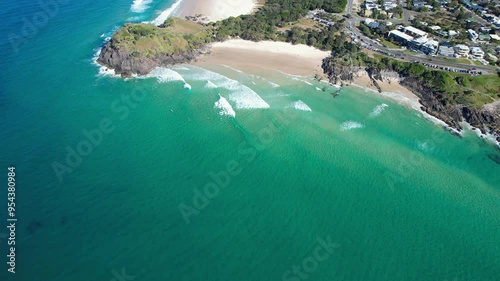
(210, 0, 347, 41)
(109, 18, 212, 59)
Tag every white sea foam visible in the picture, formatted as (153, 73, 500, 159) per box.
(320, 80, 342, 89)
(340, 121, 364, 131)
(205, 81, 218, 88)
(228, 88, 270, 109)
(269, 81, 280, 88)
(417, 141, 432, 152)
(460, 122, 499, 146)
(290, 100, 312, 111)
(131, 0, 153, 13)
(177, 66, 270, 109)
(221, 64, 244, 74)
(126, 16, 143, 21)
(315, 87, 322, 91)
(174, 66, 191, 71)
(301, 79, 314, 86)
(93, 28, 121, 77)
(369, 103, 388, 118)
(143, 67, 191, 89)
(214, 95, 236, 117)
(149, 0, 183, 26)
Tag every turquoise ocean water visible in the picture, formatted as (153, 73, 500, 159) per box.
(0, 1, 499, 280)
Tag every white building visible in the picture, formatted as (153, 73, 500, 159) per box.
(439, 45, 455, 57)
(479, 26, 491, 33)
(487, 53, 498, 62)
(467, 29, 478, 40)
(388, 30, 414, 45)
(408, 37, 429, 52)
(454, 44, 470, 58)
(490, 34, 500, 41)
(404, 26, 428, 37)
(421, 40, 439, 55)
(470, 47, 484, 60)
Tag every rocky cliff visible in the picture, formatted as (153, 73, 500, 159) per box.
(97, 43, 202, 78)
(401, 77, 500, 142)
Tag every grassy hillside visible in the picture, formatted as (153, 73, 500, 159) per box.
(110, 18, 213, 58)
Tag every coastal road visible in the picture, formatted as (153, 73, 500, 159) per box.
(346, 0, 355, 14)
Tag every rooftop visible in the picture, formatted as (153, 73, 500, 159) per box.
(405, 26, 427, 37)
(389, 30, 414, 41)
(471, 47, 484, 53)
(490, 34, 500, 41)
(412, 37, 429, 44)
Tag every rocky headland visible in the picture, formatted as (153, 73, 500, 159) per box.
(97, 18, 212, 78)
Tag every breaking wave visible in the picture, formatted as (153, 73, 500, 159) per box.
(131, 0, 153, 13)
(340, 121, 364, 131)
(290, 100, 312, 111)
(149, 0, 183, 26)
(205, 81, 218, 88)
(269, 81, 280, 88)
(178, 66, 270, 109)
(369, 103, 388, 118)
(214, 95, 236, 117)
(146, 67, 191, 89)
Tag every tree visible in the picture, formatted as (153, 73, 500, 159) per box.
(406, 0, 413, 9)
(391, 6, 404, 18)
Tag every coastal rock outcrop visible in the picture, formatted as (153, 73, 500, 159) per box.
(96, 19, 212, 78)
(98, 43, 199, 78)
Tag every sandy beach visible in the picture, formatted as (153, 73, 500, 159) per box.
(176, 0, 259, 23)
(194, 39, 424, 111)
(194, 39, 330, 77)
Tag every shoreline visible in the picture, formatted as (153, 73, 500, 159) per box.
(193, 39, 329, 77)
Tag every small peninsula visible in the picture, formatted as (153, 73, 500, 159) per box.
(98, 18, 212, 77)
